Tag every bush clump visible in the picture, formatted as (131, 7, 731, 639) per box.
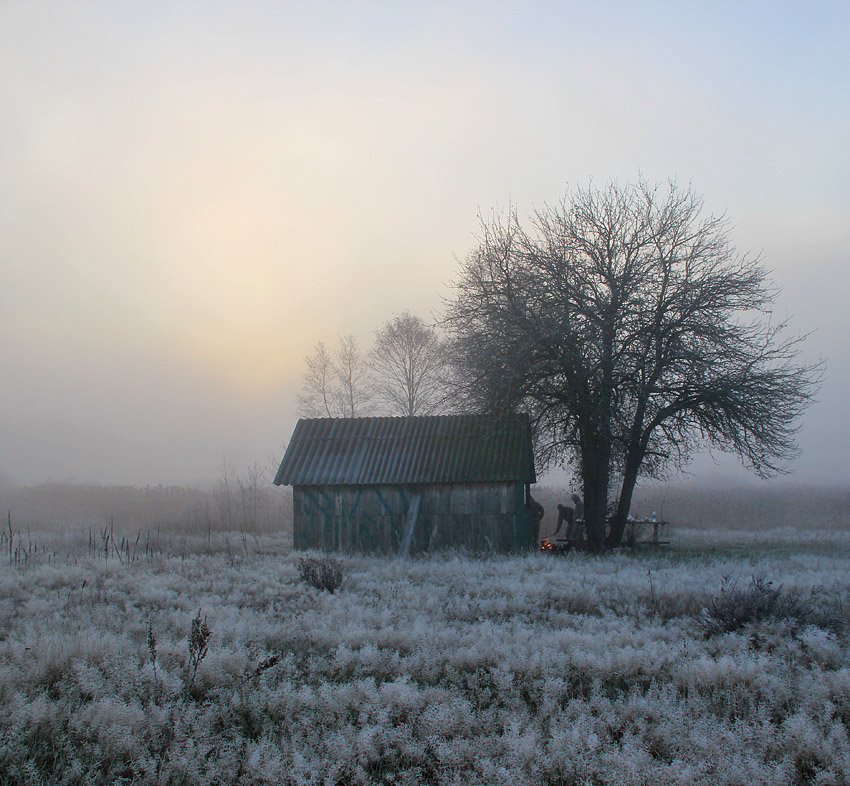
(298, 555, 344, 593)
(699, 576, 830, 635)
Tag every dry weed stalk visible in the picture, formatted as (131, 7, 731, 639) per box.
(147, 619, 159, 699)
(187, 609, 211, 692)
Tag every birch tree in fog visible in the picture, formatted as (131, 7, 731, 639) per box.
(297, 336, 372, 417)
(370, 312, 447, 416)
(335, 334, 372, 417)
(297, 341, 337, 417)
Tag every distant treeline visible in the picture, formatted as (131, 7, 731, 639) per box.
(632, 483, 850, 531)
(2, 479, 847, 537)
(534, 483, 850, 533)
(0, 479, 293, 535)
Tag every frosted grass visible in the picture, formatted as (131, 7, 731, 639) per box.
(1, 532, 849, 785)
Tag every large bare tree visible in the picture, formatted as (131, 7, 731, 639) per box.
(370, 312, 447, 416)
(443, 180, 822, 547)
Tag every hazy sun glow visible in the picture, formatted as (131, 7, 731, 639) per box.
(2, 1, 848, 484)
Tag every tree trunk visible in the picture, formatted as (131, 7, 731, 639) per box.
(607, 415, 648, 547)
(607, 457, 641, 547)
(583, 316, 616, 548)
(581, 438, 610, 548)
(583, 480, 607, 547)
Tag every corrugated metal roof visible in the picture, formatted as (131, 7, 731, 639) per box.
(274, 414, 536, 486)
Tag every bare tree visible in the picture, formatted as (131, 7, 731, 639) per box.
(443, 179, 822, 547)
(335, 334, 371, 417)
(296, 341, 337, 417)
(297, 336, 372, 417)
(237, 462, 269, 531)
(370, 312, 447, 416)
(214, 458, 235, 530)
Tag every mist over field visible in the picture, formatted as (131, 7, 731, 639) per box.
(2, 478, 848, 546)
(1, 2, 849, 489)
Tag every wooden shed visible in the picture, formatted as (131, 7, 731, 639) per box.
(273, 414, 537, 554)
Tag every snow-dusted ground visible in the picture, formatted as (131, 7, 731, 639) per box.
(1, 530, 849, 785)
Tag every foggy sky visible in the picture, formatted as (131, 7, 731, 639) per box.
(2, 1, 849, 487)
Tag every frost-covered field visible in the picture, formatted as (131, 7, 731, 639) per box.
(1, 530, 849, 785)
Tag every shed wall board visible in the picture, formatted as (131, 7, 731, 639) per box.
(292, 482, 532, 553)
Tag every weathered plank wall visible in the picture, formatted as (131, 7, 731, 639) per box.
(292, 482, 533, 553)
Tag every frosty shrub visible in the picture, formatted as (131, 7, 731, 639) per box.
(298, 555, 344, 593)
(699, 576, 830, 634)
